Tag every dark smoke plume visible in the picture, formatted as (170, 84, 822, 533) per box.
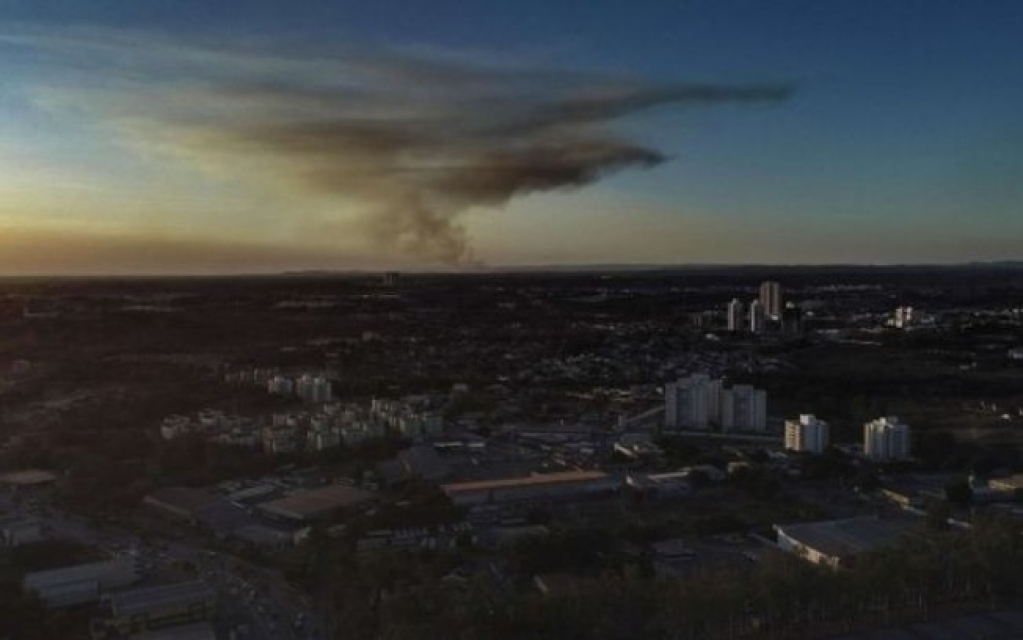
(23, 31, 793, 263)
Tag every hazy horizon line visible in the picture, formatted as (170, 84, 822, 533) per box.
(1, 259, 1022, 280)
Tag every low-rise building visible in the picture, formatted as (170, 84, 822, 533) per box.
(626, 472, 693, 499)
(441, 470, 620, 507)
(0, 469, 58, 496)
(990, 474, 1023, 498)
(90, 581, 216, 639)
(0, 514, 44, 547)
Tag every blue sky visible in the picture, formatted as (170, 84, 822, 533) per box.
(1, 1, 1021, 273)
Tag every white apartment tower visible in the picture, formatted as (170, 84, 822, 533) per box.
(863, 417, 911, 460)
(727, 299, 747, 332)
(784, 414, 829, 453)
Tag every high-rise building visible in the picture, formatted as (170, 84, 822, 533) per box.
(664, 374, 719, 431)
(784, 414, 829, 453)
(781, 302, 803, 335)
(863, 417, 911, 460)
(893, 306, 914, 329)
(727, 298, 747, 332)
(664, 375, 767, 433)
(749, 299, 766, 334)
(720, 384, 768, 432)
(759, 281, 783, 320)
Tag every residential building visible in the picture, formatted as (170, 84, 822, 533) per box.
(664, 375, 767, 433)
(727, 298, 747, 332)
(781, 302, 803, 335)
(893, 306, 914, 329)
(759, 281, 783, 320)
(784, 414, 829, 453)
(664, 374, 720, 431)
(864, 417, 911, 460)
(720, 384, 767, 432)
(749, 299, 766, 334)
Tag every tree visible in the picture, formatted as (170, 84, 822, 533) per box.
(925, 500, 951, 531)
(945, 479, 973, 506)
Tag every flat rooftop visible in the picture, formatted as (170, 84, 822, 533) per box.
(0, 469, 58, 486)
(991, 474, 1023, 490)
(259, 483, 376, 520)
(130, 622, 217, 640)
(442, 470, 610, 494)
(24, 557, 134, 591)
(776, 517, 912, 559)
(111, 580, 215, 617)
(145, 487, 218, 514)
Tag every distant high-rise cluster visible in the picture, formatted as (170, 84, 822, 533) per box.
(268, 373, 333, 404)
(664, 374, 767, 433)
(784, 414, 829, 453)
(863, 416, 911, 460)
(893, 306, 914, 329)
(726, 281, 792, 335)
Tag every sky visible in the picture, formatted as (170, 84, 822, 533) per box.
(1, 0, 1022, 274)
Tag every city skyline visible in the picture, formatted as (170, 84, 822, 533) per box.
(2, 1, 1023, 274)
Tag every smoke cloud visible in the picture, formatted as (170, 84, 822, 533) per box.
(13, 31, 794, 263)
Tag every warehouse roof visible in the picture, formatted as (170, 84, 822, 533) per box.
(991, 474, 1023, 491)
(259, 483, 376, 520)
(0, 469, 58, 486)
(24, 556, 135, 591)
(775, 518, 911, 560)
(145, 487, 218, 515)
(441, 470, 609, 494)
(111, 580, 215, 617)
(130, 622, 217, 640)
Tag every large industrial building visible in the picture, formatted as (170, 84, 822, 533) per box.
(863, 417, 911, 461)
(24, 556, 139, 608)
(258, 483, 377, 522)
(90, 581, 216, 639)
(441, 470, 620, 507)
(775, 517, 911, 568)
(784, 414, 830, 453)
(143, 487, 251, 534)
(0, 514, 44, 547)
